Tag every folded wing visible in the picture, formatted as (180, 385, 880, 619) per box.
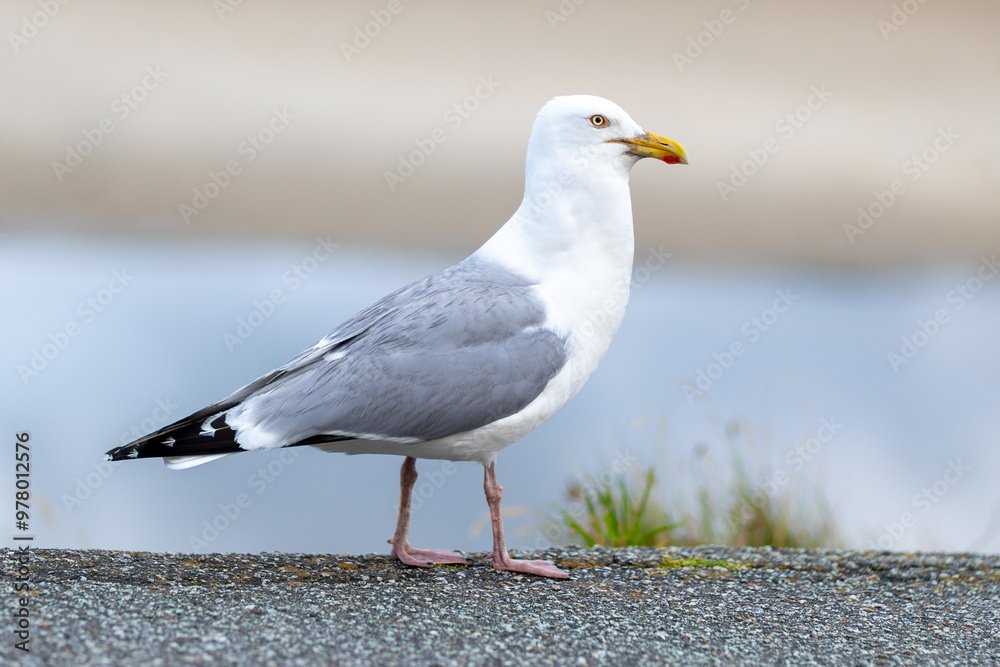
(104, 257, 567, 463)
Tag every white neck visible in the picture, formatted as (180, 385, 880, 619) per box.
(474, 150, 637, 286)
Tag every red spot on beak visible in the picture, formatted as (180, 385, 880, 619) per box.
(661, 155, 681, 164)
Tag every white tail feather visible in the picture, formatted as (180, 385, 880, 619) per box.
(163, 453, 236, 470)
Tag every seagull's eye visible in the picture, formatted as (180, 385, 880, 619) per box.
(589, 114, 608, 128)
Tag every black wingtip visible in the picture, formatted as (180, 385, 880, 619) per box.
(104, 446, 135, 462)
(105, 407, 358, 464)
(106, 413, 244, 462)
(105, 442, 162, 462)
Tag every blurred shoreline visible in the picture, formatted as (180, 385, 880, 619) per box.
(3, 0, 998, 266)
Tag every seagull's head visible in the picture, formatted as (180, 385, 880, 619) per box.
(527, 95, 688, 177)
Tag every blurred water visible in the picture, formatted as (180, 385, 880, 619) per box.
(2, 234, 998, 556)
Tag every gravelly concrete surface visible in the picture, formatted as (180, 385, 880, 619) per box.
(2, 546, 998, 666)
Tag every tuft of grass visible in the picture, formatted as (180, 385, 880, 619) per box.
(549, 416, 842, 550)
(559, 467, 678, 547)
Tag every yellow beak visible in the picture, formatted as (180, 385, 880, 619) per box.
(610, 132, 688, 165)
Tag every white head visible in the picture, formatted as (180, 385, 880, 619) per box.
(524, 95, 687, 183)
(477, 95, 687, 275)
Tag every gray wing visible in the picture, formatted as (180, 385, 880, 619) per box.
(224, 256, 568, 448)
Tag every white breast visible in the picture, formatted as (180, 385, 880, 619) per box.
(406, 177, 636, 463)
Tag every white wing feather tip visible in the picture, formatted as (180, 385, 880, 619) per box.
(200, 412, 226, 437)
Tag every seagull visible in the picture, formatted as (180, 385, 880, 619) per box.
(105, 95, 687, 579)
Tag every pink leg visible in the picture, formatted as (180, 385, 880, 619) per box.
(389, 456, 472, 567)
(484, 461, 569, 579)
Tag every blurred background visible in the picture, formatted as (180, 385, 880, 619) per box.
(2, 1, 999, 557)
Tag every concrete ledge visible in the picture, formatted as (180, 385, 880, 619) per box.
(3, 546, 999, 665)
